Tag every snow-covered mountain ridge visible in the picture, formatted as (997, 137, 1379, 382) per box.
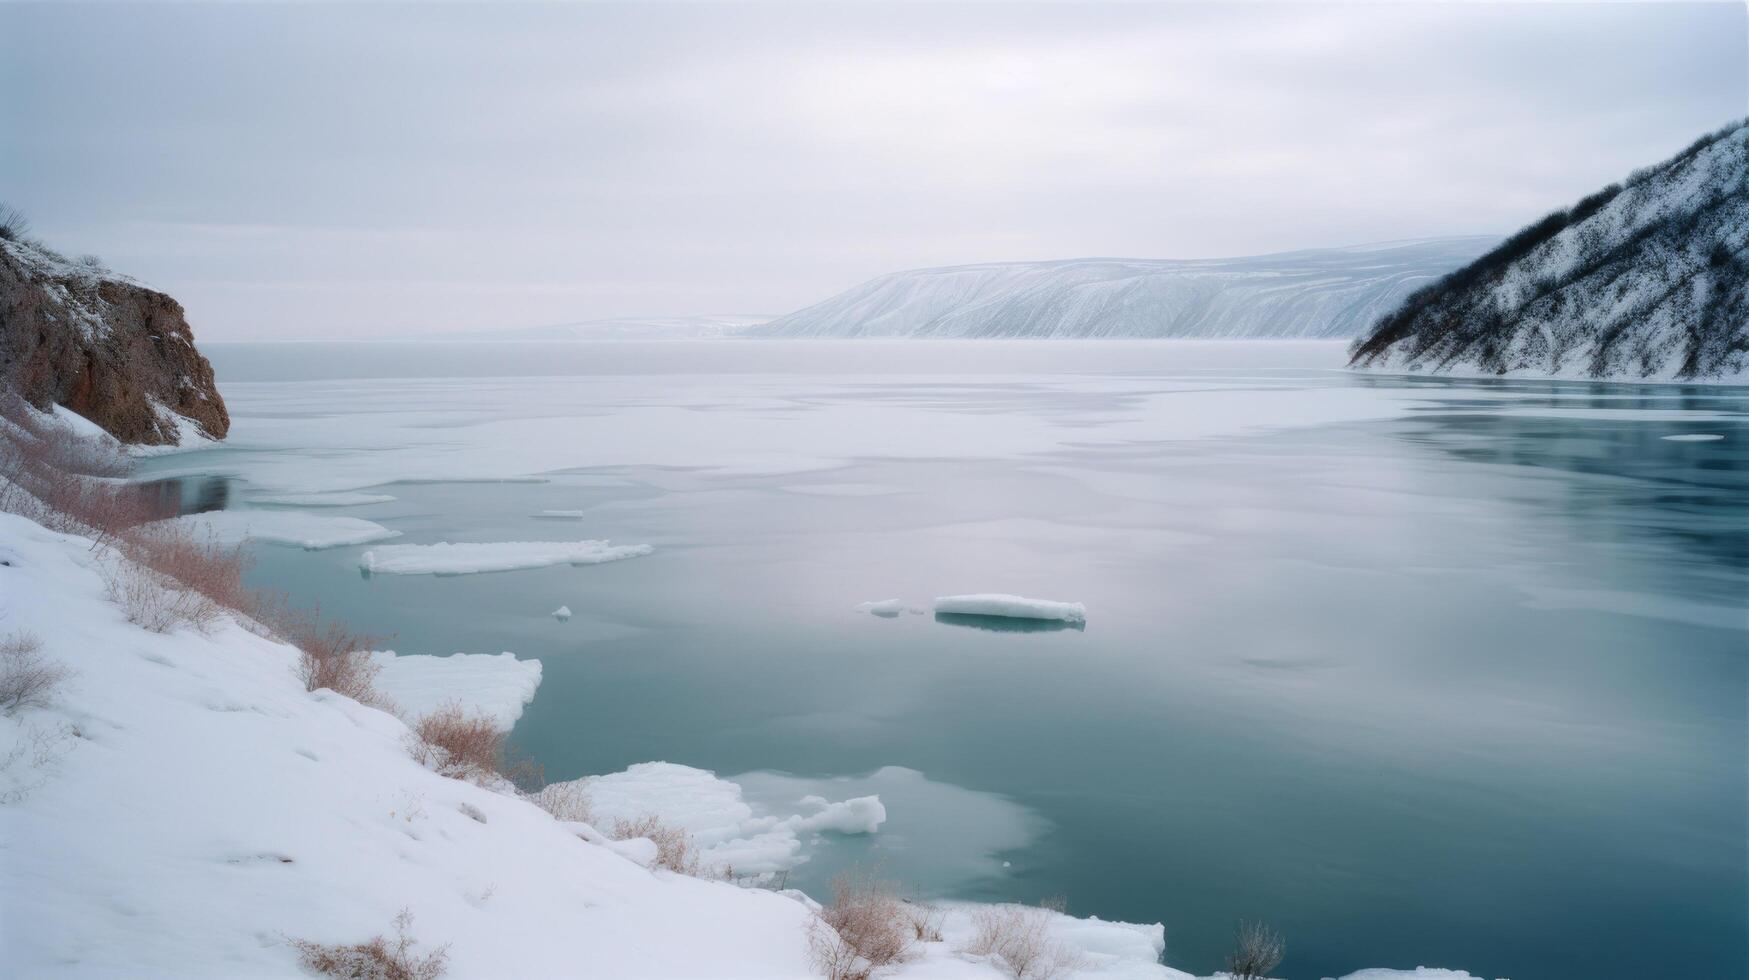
(754, 238, 1495, 339)
(1350, 119, 1748, 381)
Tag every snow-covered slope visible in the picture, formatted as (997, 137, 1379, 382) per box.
(1350, 120, 1749, 381)
(754, 239, 1494, 339)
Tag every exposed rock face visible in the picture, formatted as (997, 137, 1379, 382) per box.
(0, 237, 227, 445)
(1350, 120, 1749, 381)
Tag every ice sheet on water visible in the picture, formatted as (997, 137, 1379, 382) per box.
(1661, 433, 1724, 442)
(360, 540, 652, 575)
(252, 491, 397, 506)
(533, 510, 588, 519)
(934, 593, 1086, 624)
(167, 510, 401, 550)
(370, 651, 542, 729)
(561, 762, 887, 877)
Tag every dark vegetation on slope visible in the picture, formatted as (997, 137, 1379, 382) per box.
(1350, 120, 1749, 379)
(0, 206, 229, 445)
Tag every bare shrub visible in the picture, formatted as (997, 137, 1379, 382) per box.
(121, 522, 251, 610)
(611, 814, 702, 875)
(272, 603, 386, 707)
(0, 203, 28, 242)
(1225, 920, 1284, 980)
(526, 780, 593, 824)
(808, 868, 914, 980)
(906, 901, 943, 943)
(0, 632, 70, 715)
(409, 702, 505, 782)
(289, 909, 448, 980)
(0, 722, 76, 804)
(102, 557, 225, 634)
(964, 903, 1083, 980)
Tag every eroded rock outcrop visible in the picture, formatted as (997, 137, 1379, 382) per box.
(0, 236, 227, 445)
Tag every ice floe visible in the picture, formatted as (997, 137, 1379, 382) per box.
(533, 509, 588, 519)
(552, 605, 572, 621)
(562, 762, 887, 877)
(854, 598, 910, 617)
(359, 540, 652, 575)
(933, 593, 1086, 624)
(369, 651, 543, 729)
(1661, 433, 1724, 442)
(166, 510, 401, 550)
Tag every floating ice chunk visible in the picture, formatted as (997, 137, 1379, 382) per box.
(787, 795, 886, 835)
(552, 605, 572, 621)
(360, 540, 652, 575)
(933, 593, 1086, 624)
(252, 491, 397, 507)
(1334, 970, 1488, 980)
(166, 510, 401, 550)
(533, 510, 588, 519)
(854, 598, 907, 618)
(1661, 433, 1724, 442)
(369, 651, 542, 729)
(568, 762, 885, 876)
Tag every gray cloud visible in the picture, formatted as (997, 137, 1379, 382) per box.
(2, 2, 1743, 339)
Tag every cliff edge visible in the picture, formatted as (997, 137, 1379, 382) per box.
(0, 233, 228, 445)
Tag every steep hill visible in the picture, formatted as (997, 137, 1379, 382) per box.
(0, 234, 228, 444)
(1350, 120, 1748, 381)
(754, 238, 1494, 339)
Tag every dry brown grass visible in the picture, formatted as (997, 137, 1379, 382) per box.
(1226, 920, 1284, 980)
(963, 902, 1084, 980)
(0, 631, 71, 715)
(906, 901, 943, 943)
(611, 814, 703, 875)
(409, 702, 505, 782)
(526, 780, 594, 824)
(289, 909, 448, 980)
(808, 868, 915, 980)
(270, 603, 386, 707)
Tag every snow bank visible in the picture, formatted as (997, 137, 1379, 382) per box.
(252, 491, 397, 507)
(167, 509, 402, 550)
(369, 651, 542, 729)
(359, 539, 652, 575)
(934, 594, 1087, 624)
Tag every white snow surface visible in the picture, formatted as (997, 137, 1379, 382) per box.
(360, 539, 652, 575)
(757, 238, 1493, 339)
(166, 509, 402, 550)
(0, 503, 1482, 979)
(369, 651, 542, 730)
(935, 594, 1087, 623)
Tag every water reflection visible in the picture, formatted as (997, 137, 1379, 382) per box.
(934, 612, 1086, 633)
(134, 475, 233, 517)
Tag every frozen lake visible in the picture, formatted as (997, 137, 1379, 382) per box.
(139, 340, 1746, 979)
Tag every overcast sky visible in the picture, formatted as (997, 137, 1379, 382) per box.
(3, 2, 1744, 340)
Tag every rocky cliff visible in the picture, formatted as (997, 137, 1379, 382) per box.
(0, 235, 228, 445)
(1350, 120, 1748, 381)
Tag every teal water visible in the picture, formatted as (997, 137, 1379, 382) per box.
(142, 342, 1746, 979)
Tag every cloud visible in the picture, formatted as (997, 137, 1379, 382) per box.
(2, 2, 1741, 339)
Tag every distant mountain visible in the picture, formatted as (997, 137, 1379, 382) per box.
(752, 238, 1495, 339)
(443, 314, 771, 341)
(1351, 120, 1748, 381)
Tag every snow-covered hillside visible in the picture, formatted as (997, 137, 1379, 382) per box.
(754, 239, 1493, 339)
(1350, 120, 1749, 381)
